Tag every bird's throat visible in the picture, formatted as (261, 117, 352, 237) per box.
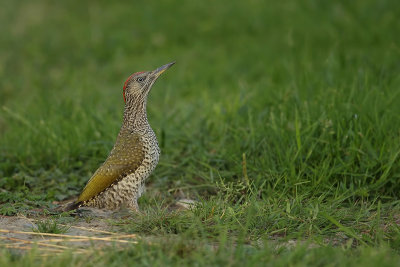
(122, 99, 148, 129)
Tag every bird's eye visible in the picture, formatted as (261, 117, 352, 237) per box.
(137, 77, 145, 82)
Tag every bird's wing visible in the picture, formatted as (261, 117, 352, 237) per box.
(77, 131, 145, 202)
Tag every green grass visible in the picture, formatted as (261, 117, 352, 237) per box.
(1, 0, 400, 265)
(2, 242, 400, 267)
(33, 219, 70, 234)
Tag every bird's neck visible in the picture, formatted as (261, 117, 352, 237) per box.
(122, 98, 149, 130)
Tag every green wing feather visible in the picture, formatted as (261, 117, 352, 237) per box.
(78, 130, 144, 202)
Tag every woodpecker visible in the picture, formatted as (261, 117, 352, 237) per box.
(66, 62, 175, 211)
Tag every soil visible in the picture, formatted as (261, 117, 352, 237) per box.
(0, 199, 198, 254)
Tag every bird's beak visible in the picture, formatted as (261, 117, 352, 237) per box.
(153, 62, 175, 77)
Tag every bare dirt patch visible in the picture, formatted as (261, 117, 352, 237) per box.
(0, 213, 138, 255)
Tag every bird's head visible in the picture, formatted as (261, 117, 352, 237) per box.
(122, 62, 175, 104)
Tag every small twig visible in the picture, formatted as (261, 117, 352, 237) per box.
(0, 236, 70, 250)
(36, 237, 138, 244)
(59, 224, 120, 235)
(0, 229, 137, 244)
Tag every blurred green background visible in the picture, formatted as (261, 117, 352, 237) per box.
(0, 0, 400, 205)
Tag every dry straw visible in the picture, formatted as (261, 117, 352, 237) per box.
(0, 227, 139, 256)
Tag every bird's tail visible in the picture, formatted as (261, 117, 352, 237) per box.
(63, 201, 82, 212)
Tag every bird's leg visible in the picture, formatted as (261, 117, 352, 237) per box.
(124, 198, 140, 213)
(123, 178, 145, 213)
